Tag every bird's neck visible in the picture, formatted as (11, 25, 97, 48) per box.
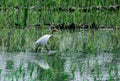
(51, 31, 54, 34)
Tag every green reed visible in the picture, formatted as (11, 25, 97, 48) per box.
(0, 28, 119, 54)
(0, 0, 120, 28)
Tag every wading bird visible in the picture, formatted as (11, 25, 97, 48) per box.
(35, 28, 59, 52)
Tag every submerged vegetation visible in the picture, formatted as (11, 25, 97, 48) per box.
(0, 0, 120, 81)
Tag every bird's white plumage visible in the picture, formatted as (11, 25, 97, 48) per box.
(35, 34, 52, 45)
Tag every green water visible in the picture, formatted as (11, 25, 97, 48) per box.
(0, 51, 119, 81)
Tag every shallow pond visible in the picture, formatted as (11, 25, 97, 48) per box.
(0, 51, 120, 81)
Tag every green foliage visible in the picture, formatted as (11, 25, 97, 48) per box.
(0, 0, 120, 28)
(0, 28, 119, 53)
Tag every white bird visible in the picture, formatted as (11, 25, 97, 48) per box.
(35, 34, 52, 45)
(35, 28, 58, 52)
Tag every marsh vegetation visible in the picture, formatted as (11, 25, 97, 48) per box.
(0, 0, 120, 81)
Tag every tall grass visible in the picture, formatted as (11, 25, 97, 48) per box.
(0, 28, 119, 53)
(0, 0, 120, 28)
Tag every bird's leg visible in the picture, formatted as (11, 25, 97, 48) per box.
(45, 44, 49, 52)
(35, 45, 39, 53)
